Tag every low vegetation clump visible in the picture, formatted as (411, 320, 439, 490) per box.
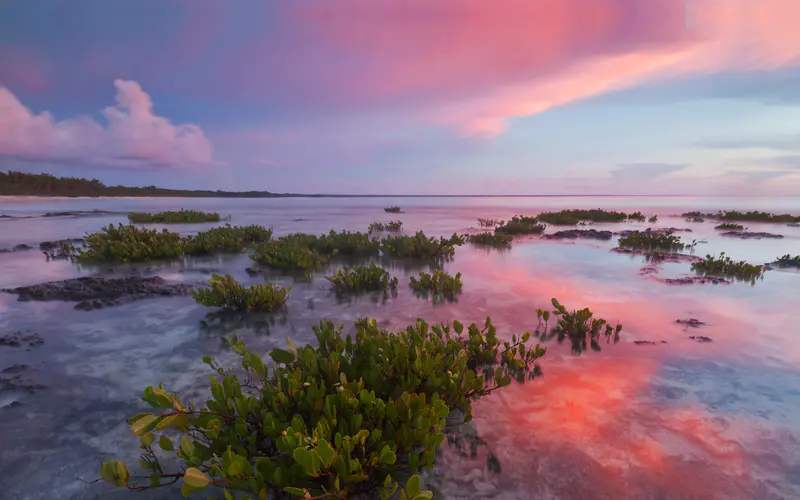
(250, 235, 328, 275)
(691, 253, 765, 282)
(536, 298, 623, 355)
(182, 224, 273, 255)
(410, 269, 463, 298)
(715, 223, 745, 231)
(128, 210, 222, 223)
(191, 273, 289, 312)
(100, 315, 547, 498)
(775, 254, 800, 268)
(617, 230, 685, 252)
(368, 221, 403, 233)
(686, 216, 704, 223)
(325, 264, 398, 293)
(628, 211, 647, 222)
(384, 206, 402, 213)
(466, 232, 512, 247)
(77, 224, 183, 263)
(682, 210, 800, 223)
(536, 209, 629, 225)
(494, 216, 545, 235)
(648, 215, 658, 223)
(381, 231, 465, 261)
(315, 230, 381, 257)
(477, 218, 502, 228)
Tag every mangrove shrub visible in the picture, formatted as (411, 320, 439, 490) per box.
(494, 216, 545, 235)
(128, 210, 222, 223)
(100, 316, 547, 498)
(191, 274, 289, 312)
(325, 264, 398, 293)
(381, 232, 465, 261)
(77, 224, 183, 263)
(691, 253, 765, 282)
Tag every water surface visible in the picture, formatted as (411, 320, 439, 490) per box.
(1, 196, 799, 500)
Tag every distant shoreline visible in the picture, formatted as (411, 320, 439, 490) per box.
(0, 194, 695, 199)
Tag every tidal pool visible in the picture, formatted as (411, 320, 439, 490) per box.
(1, 196, 799, 499)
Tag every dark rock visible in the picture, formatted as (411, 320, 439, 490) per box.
(689, 336, 713, 343)
(3, 276, 192, 310)
(662, 276, 730, 285)
(0, 374, 45, 393)
(1, 364, 30, 374)
(787, 223, 800, 227)
(0, 214, 14, 219)
(245, 267, 262, 276)
(42, 210, 115, 217)
(686, 217, 704, 223)
(12, 244, 32, 251)
(676, 318, 706, 328)
(544, 229, 613, 241)
(0, 332, 44, 349)
(634, 340, 667, 345)
(720, 231, 784, 239)
(612, 247, 702, 263)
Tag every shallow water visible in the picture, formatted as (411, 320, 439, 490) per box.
(1, 196, 799, 500)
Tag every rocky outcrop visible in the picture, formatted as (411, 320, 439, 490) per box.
(0, 331, 44, 349)
(544, 229, 613, 240)
(3, 276, 192, 310)
(720, 231, 784, 239)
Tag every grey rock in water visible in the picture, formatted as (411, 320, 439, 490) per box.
(720, 231, 783, 239)
(3, 276, 192, 310)
(544, 229, 613, 240)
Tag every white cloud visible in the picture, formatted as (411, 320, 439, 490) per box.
(0, 79, 213, 167)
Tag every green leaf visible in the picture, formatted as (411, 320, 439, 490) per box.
(131, 415, 158, 436)
(453, 320, 463, 334)
(406, 475, 421, 496)
(183, 467, 209, 489)
(269, 348, 295, 365)
(140, 432, 155, 447)
(283, 487, 309, 497)
(100, 461, 119, 485)
(158, 435, 174, 451)
(116, 461, 130, 484)
(379, 445, 397, 465)
(315, 438, 336, 468)
(293, 448, 320, 476)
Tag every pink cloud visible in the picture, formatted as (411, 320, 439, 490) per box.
(0, 79, 213, 167)
(296, 0, 800, 137)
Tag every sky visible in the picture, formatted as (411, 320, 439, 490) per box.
(1, 0, 800, 195)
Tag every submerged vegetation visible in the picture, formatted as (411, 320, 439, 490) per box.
(381, 232, 465, 261)
(410, 270, 463, 302)
(466, 232, 512, 247)
(683, 210, 800, 223)
(715, 223, 745, 231)
(494, 216, 545, 235)
(250, 235, 328, 275)
(368, 221, 403, 233)
(691, 253, 765, 283)
(191, 274, 289, 312)
(315, 230, 381, 257)
(76, 224, 183, 263)
(617, 230, 686, 252)
(182, 224, 273, 255)
(128, 210, 222, 223)
(384, 206, 402, 213)
(628, 211, 647, 222)
(477, 218, 502, 228)
(101, 316, 546, 498)
(325, 264, 398, 293)
(536, 298, 622, 355)
(648, 215, 658, 223)
(536, 209, 631, 225)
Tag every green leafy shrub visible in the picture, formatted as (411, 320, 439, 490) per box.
(691, 253, 765, 282)
(466, 232, 512, 247)
(494, 216, 545, 235)
(775, 254, 800, 268)
(100, 316, 547, 498)
(325, 264, 398, 293)
(627, 211, 646, 222)
(183, 225, 273, 255)
(128, 210, 222, 223)
(369, 221, 403, 233)
(536, 209, 629, 225)
(384, 206, 402, 213)
(682, 210, 800, 223)
(477, 218, 502, 228)
(77, 224, 183, 263)
(410, 269, 463, 297)
(714, 223, 745, 231)
(381, 232, 465, 261)
(648, 215, 658, 223)
(191, 274, 289, 312)
(617, 230, 685, 251)
(315, 230, 381, 257)
(250, 235, 328, 275)
(536, 298, 622, 355)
